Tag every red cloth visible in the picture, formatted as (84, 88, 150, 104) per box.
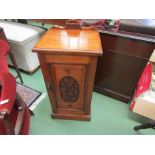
(130, 62, 152, 110)
(81, 19, 120, 32)
(0, 73, 16, 114)
(0, 39, 10, 56)
(0, 40, 10, 78)
(21, 106, 30, 135)
(0, 73, 30, 135)
(0, 57, 9, 79)
(0, 40, 30, 135)
(0, 102, 30, 135)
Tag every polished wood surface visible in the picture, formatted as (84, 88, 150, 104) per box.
(33, 27, 102, 121)
(94, 31, 155, 103)
(33, 28, 102, 56)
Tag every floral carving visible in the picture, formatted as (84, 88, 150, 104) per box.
(59, 76, 79, 102)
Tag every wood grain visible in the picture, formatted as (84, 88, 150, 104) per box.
(94, 31, 155, 103)
(33, 28, 102, 56)
(33, 27, 102, 121)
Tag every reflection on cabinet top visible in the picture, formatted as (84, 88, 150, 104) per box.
(33, 28, 103, 56)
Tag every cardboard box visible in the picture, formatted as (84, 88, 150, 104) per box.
(150, 49, 155, 63)
(153, 63, 155, 72)
(150, 49, 155, 71)
(133, 90, 155, 120)
(133, 72, 155, 120)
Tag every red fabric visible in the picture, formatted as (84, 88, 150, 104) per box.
(0, 39, 10, 78)
(0, 57, 9, 78)
(0, 39, 10, 56)
(0, 39, 30, 134)
(0, 39, 15, 113)
(21, 106, 30, 135)
(81, 19, 120, 32)
(0, 101, 30, 135)
(130, 62, 152, 110)
(0, 73, 30, 134)
(0, 73, 16, 113)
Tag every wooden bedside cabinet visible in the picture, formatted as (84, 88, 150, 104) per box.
(33, 26, 102, 121)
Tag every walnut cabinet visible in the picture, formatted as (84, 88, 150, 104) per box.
(33, 28, 102, 121)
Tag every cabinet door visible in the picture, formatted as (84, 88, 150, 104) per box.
(50, 64, 86, 110)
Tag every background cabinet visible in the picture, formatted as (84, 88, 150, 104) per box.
(94, 31, 155, 103)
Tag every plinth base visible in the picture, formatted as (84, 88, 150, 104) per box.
(51, 113, 90, 121)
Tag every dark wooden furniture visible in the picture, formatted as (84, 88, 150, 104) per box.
(33, 27, 102, 121)
(0, 27, 23, 83)
(119, 19, 155, 36)
(94, 21, 155, 103)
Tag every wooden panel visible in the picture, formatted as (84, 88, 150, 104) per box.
(100, 34, 155, 59)
(84, 56, 98, 113)
(119, 19, 155, 36)
(50, 64, 86, 110)
(94, 32, 155, 103)
(95, 50, 148, 102)
(38, 54, 58, 112)
(45, 55, 90, 64)
(33, 28, 102, 56)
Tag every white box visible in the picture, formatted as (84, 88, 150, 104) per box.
(150, 49, 155, 63)
(0, 21, 46, 73)
(133, 90, 155, 120)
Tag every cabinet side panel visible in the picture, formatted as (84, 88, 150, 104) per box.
(84, 56, 98, 114)
(38, 54, 58, 112)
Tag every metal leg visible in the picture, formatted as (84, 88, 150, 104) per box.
(9, 52, 24, 84)
(134, 121, 155, 131)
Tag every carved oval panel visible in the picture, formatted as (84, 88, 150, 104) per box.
(59, 76, 79, 102)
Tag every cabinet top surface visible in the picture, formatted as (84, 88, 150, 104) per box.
(33, 28, 102, 56)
